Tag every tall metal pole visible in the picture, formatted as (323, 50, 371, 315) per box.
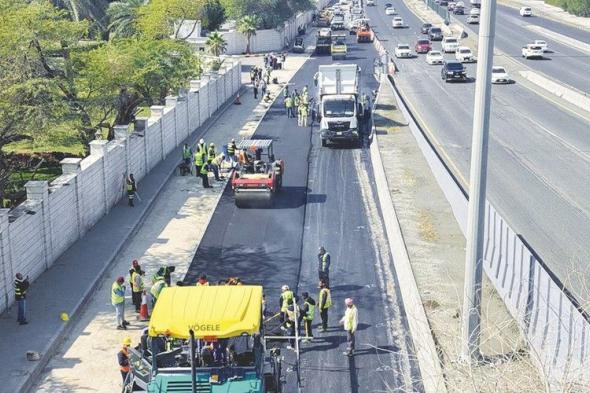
(461, 0, 497, 361)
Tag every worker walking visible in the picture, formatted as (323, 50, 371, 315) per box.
(340, 298, 358, 356)
(318, 246, 331, 287)
(14, 273, 30, 325)
(285, 95, 294, 118)
(126, 174, 136, 207)
(318, 279, 332, 332)
(130, 265, 144, 313)
(112, 276, 129, 330)
(300, 292, 316, 341)
(279, 285, 294, 322)
(118, 337, 132, 384)
(150, 276, 167, 307)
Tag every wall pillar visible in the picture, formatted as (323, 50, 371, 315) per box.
(89, 140, 110, 214)
(0, 209, 12, 312)
(60, 158, 83, 235)
(150, 106, 166, 161)
(25, 181, 53, 269)
(165, 96, 179, 147)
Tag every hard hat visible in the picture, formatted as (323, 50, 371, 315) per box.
(345, 298, 354, 306)
(231, 138, 235, 142)
(60, 312, 69, 321)
(319, 246, 325, 252)
(282, 285, 289, 291)
(123, 337, 132, 346)
(209, 142, 215, 147)
(199, 138, 205, 144)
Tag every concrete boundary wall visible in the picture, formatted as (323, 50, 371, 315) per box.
(372, 35, 590, 389)
(0, 61, 242, 314)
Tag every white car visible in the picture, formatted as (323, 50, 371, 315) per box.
(392, 17, 404, 28)
(534, 39, 548, 52)
(426, 50, 444, 64)
(467, 14, 479, 24)
(522, 44, 544, 59)
(367, 0, 375, 5)
(395, 44, 413, 58)
(385, 7, 396, 15)
(520, 6, 533, 16)
(469, 7, 480, 15)
(455, 46, 476, 62)
(442, 36, 459, 53)
(491, 66, 511, 84)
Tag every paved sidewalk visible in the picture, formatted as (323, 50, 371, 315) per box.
(27, 54, 311, 392)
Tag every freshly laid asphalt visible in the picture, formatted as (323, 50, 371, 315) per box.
(184, 37, 421, 392)
(366, 2, 590, 302)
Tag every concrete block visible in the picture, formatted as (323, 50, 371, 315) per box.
(165, 96, 178, 107)
(114, 125, 129, 140)
(60, 158, 82, 175)
(89, 140, 109, 156)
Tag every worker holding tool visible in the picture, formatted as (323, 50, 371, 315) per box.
(279, 285, 294, 322)
(340, 298, 358, 356)
(118, 337, 132, 384)
(318, 246, 331, 287)
(112, 276, 129, 330)
(207, 143, 221, 181)
(318, 279, 332, 332)
(300, 292, 316, 341)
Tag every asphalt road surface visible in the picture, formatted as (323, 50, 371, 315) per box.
(366, 2, 590, 303)
(184, 36, 421, 392)
(454, 4, 590, 93)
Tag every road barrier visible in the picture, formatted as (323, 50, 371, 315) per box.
(372, 34, 590, 390)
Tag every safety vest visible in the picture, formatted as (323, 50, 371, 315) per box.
(319, 288, 332, 309)
(303, 300, 315, 321)
(200, 163, 209, 175)
(227, 143, 236, 156)
(281, 290, 294, 312)
(196, 143, 206, 154)
(182, 146, 191, 159)
(194, 151, 205, 166)
(111, 281, 125, 305)
(208, 147, 216, 161)
(14, 278, 27, 299)
(321, 253, 330, 271)
(294, 96, 300, 106)
(131, 271, 144, 293)
(285, 97, 293, 108)
(150, 279, 166, 300)
(127, 182, 133, 192)
(343, 305, 358, 332)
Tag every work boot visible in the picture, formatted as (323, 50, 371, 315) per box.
(117, 325, 125, 330)
(123, 320, 130, 326)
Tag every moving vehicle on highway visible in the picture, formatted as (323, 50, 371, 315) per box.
(292, 37, 305, 53)
(350, 17, 370, 34)
(470, 0, 481, 7)
(331, 33, 348, 59)
(491, 66, 512, 84)
(415, 39, 432, 54)
(448, 2, 456, 11)
(367, 0, 375, 5)
(421, 23, 433, 34)
(426, 50, 444, 64)
(384, 2, 393, 7)
(455, 46, 476, 62)
(522, 43, 544, 59)
(125, 286, 283, 393)
(469, 7, 480, 15)
(385, 6, 396, 15)
(534, 39, 548, 52)
(392, 16, 404, 28)
(520, 6, 533, 16)
(429, 26, 443, 41)
(395, 44, 413, 58)
(454, 5, 465, 14)
(467, 14, 479, 23)
(331, 13, 346, 30)
(356, 23, 374, 42)
(441, 60, 468, 82)
(439, 0, 449, 6)
(315, 64, 367, 146)
(231, 139, 284, 208)
(315, 28, 332, 55)
(442, 36, 459, 53)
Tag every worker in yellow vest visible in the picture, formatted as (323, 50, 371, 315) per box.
(130, 267, 144, 313)
(150, 276, 167, 307)
(318, 279, 332, 332)
(194, 149, 205, 178)
(300, 292, 316, 341)
(279, 285, 294, 322)
(340, 298, 358, 356)
(112, 276, 129, 330)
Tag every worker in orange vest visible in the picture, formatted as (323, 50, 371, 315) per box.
(118, 337, 132, 384)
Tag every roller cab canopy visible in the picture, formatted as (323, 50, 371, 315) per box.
(148, 285, 263, 339)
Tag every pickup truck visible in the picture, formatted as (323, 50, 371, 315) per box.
(442, 36, 459, 53)
(521, 44, 544, 59)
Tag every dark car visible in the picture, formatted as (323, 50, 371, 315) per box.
(441, 61, 467, 82)
(421, 23, 433, 34)
(415, 39, 432, 53)
(385, 2, 392, 7)
(429, 27, 443, 41)
(439, 0, 448, 5)
(454, 5, 465, 14)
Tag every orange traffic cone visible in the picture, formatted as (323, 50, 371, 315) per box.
(139, 291, 149, 321)
(234, 92, 242, 105)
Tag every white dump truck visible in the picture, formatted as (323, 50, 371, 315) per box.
(314, 64, 369, 147)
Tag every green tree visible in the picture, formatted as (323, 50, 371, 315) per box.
(199, 0, 226, 31)
(237, 15, 259, 54)
(137, 0, 205, 40)
(107, 0, 145, 38)
(206, 32, 227, 57)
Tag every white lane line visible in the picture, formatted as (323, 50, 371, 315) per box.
(524, 24, 590, 55)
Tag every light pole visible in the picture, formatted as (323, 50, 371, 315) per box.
(461, 0, 498, 361)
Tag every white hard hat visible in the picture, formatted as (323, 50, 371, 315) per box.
(282, 285, 289, 291)
(199, 138, 205, 144)
(345, 298, 354, 306)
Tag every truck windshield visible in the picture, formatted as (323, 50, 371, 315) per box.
(324, 100, 355, 117)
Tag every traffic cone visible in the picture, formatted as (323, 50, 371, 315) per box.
(234, 92, 242, 105)
(139, 291, 149, 321)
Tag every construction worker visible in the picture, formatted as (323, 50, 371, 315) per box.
(227, 139, 237, 163)
(318, 279, 332, 332)
(200, 160, 212, 188)
(318, 246, 331, 287)
(150, 276, 167, 307)
(239, 148, 251, 165)
(282, 298, 297, 349)
(196, 274, 210, 286)
(300, 292, 316, 341)
(130, 266, 145, 313)
(118, 337, 132, 384)
(14, 273, 29, 325)
(194, 148, 205, 178)
(112, 276, 129, 330)
(300, 101, 309, 127)
(283, 85, 290, 103)
(153, 265, 175, 286)
(340, 298, 358, 356)
(126, 174, 136, 207)
(279, 285, 294, 322)
(182, 143, 192, 166)
(210, 153, 226, 180)
(196, 138, 206, 155)
(285, 95, 294, 118)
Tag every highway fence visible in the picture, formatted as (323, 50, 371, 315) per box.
(371, 33, 590, 390)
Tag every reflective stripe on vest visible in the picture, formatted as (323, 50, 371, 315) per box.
(150, 280, 166, 299)
(208, 148, 216, 161)
(281, 290, 294, 312)
(227, 143, 236, 155)
(304, 300, 315, 321)
(319, 288, 332, 309)
(112, 282, 124, 304)
(127, 183, 133, 192)
(194, 151, 204, 166)
(322, 253, 329, 271)
(183, 147, 191, 159)
(14, 280, 26, 297)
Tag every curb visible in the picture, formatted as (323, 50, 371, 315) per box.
(368, 75, 447, 393)
(19, 84, 246, 393)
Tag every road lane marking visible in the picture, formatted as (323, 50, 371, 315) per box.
(525, 24, 590, 55)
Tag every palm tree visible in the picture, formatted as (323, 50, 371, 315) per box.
(107, 0, 145, 38)
(238, 16, 259, 54)
(206, 32, 227, 57)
